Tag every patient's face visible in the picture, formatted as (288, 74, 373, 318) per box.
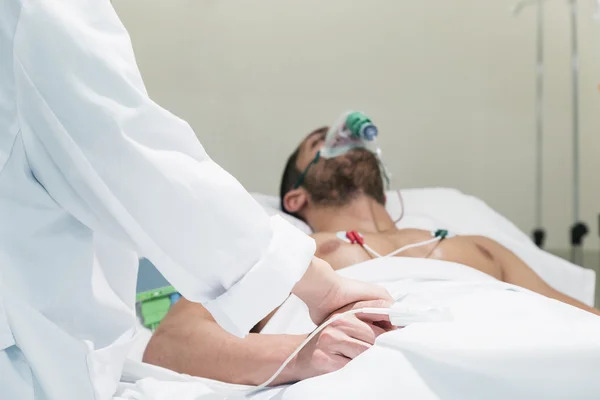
(296, 132, 385, 207)
(296, 128, 326, 172)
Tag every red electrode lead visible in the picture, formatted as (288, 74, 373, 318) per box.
(345, 231, 365, 246)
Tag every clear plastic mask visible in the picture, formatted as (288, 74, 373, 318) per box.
(294, 111, 391, 189)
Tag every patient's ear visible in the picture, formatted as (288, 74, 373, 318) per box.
(283, 189, 308, 214)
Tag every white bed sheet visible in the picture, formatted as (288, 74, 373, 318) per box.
(252, 187, 596, 306)
(123, 258, 600, 399)
(118, 358, 284, 399)
(262, 258, 600, 400)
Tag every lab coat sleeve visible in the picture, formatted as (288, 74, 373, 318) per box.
(13, 1, 315, 337)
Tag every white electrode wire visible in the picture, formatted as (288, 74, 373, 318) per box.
(384, 237, 441, 258)
(361, 237, 441, 259)
(362, 244, 384, 258)
(235, 307, 391, 397)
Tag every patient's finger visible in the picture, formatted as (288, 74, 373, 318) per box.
(314, 349, 351, 375)
(333, 317, 378, 345)
(372, 320, 396, 331)
(326, 354, 351, 373)
(331, 336, 372, 360)
(347, 319, 390, 340)
(370, 323, 388, 337)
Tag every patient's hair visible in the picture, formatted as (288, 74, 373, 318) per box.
(279, 126, 329, 215)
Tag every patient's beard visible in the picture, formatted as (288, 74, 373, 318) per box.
(303, 149, 385, 208)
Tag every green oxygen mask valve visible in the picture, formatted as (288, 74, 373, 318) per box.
(345, 111, 379, 141)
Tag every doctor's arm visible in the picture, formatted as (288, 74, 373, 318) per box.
(143, 298, 388, 385)
(13, 1, 391, 337)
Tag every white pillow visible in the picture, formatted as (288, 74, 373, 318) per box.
(253, 188, 529, 244)
(251, 189, 528, 239)
(252, 192, 312, 234)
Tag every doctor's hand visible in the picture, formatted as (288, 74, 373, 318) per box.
(292, 257, 394, 325)
(292, 305, 392, 381)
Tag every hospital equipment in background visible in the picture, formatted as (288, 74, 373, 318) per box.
(136, 286, 181, 331)
(566, 0, 590, 267)
(513, 0, 548, 250)
(513, 0, 593, 266)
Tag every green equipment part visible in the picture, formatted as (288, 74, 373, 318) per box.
(345, 111, 378, 140)
(136, 286, 181, 331)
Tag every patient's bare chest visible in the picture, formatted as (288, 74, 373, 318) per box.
(315, 229, 503, 280)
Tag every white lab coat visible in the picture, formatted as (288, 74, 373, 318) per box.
(0, 1, 315, 399)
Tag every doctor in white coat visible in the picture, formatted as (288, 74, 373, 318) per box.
(0, 1, 392, 399)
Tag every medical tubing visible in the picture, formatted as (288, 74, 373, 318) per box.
(240, 307, 392, 395)
(384, 237, 441, 258)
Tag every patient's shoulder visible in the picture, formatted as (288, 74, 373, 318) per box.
(311, 231, 337, 241)
(311, 232, 342, 257)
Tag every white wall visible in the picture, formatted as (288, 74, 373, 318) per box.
(113, 0, 600, 251)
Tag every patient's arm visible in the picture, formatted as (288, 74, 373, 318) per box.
(143, 298, 305, 385)
(143, 298, 387, 385)
(474, 237, 600, 316)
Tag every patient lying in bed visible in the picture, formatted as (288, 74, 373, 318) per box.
(143, 126, 598, 387)
(271, 126, 598, 324)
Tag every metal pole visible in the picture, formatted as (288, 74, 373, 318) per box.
(535, 1, 544, 230)
(569, 0, 580, 225)
(533, 1, 546, 247)
(568, 0, 589, 266)
(515, 0, 549, 247)
(514, 0, 591, 261)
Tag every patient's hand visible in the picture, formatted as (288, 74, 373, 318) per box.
(292, 304, 393, 381)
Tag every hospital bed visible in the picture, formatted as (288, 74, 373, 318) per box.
(122, 188, 598, 400)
